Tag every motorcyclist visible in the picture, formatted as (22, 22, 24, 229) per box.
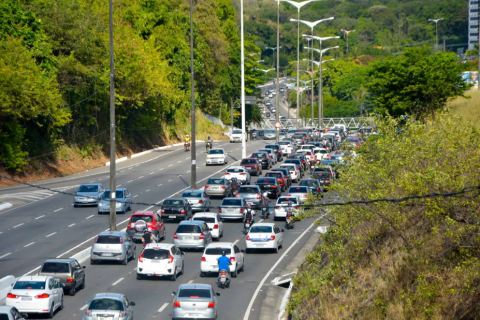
(244, 203, 255, 229)
(205, 136, 213, 150)
(286, 200, 295, 228)
(218, 250, 232, 286)
(184, 134, 190, 150)
(141, 228, 157, 247)
(231, 177, 240, 194)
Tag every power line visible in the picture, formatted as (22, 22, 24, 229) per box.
(63, 91, 99, 109)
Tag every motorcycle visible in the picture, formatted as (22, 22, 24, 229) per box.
(262, 191, 270, 219)
(206, 141, 212, 153)
(286, 209, 295, 230)
(244, 218, 252, 233)
(184, 142, 190, 152)
(309, 160, 316, 173)
(218, 269, 230, 289)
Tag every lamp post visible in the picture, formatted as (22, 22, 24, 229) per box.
(108, 0, 116, 230)
(340, 29, 355, 54)
(241, 0, 246, 159)
(189, 0, 196, 189)
(428, 18, 443, 50)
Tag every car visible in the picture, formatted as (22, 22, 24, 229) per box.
(264, 144, 283, 161)
(296, 132, 311, 143)
(278, 140, 294, 156)
(265, 171, 287, 192)
(313, 147, 330, 161)
(245, 223, 284, 253)
(224, 166, 251, 185)
(299, 179, 323, 195)
(218, 198, 247, 220)
(299, 144, 316, 152)
(292, 134, 306, 145)
(240, 158, 262, 176)
(313, 166, 335, 179)
(286, 186, 311, 203)
(171, 284, 220, 320)
(97, 188, 132, 214)
(286, 129, 298, 138)
(297, 149, 315, 162)
(90, 231, 136, 265)
(204, 178, 232, 198)
(38, 258, 86, 297)
(330, 153, 344, 161)
(206, 149, 228, 165)
(0, 306, 27, 320)
(137, 243, 185, 280)
(251, 151, 272, 169)
(265, 111, 271, 118)
(263, 129, 276, 140)
(6, 276, 64, 318)
(288, 153, 308, 171)
(173, 221, 213, 250)
(345, 137, 363, 147)
(74, 183, 104, 207)
(280, 163, 300, 183)
(160, 199, 193, 221)
(236, 185, 266, 213)
(312, 168, 334, 190)
(284, 159, 305, 178)
(83, 293, 135, 320)
(181, 190, 211, 213)
(255, 177, 281, 199)
(126, 211, 166, 242)
(270, 167, 292, 188)
(200, 243, 245, 277)
(274, 196, 300, 220)
(258, 148, 277, 164)
(230, 129, 246, 143)
(192, 212, 224, 240)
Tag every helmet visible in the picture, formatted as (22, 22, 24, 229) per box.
(208, 136, 211, 140)
(247, 203, 252, 207)
(186, 134, 189, 138)
(288, 201, 292, 206)
(231, 177, 237, 182)
(222, 250, 227, 256)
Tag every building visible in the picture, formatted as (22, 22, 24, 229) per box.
(469, 0, 479, 49)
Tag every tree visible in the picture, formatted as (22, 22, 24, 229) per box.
(366, 46, 469, 119)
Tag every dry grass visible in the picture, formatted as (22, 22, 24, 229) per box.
(448, 90, 480, 128)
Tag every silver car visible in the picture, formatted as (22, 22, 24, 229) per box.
(286, 186, 311, 204)
(237, 185, 266, 213)
(97, 188, 132, 214)
(171, 284, 220, 320)
(258, 148, 277, 164)
(218, 198, 247, 220)
(173, 221, 213, 250)
(204, 178, 232, 198)
(263, 129, 276, 140)
(90, 231, 136, 265)
(74, 183, 104, 207)
(181, 190, 211, 212)
(83, 293, 135, 320)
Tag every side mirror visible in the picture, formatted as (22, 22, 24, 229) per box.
(60, 283, 65, 288)
(181, 251, 185, 255)
(84, 301, 90, 305)
(171, 291, 176, 296)
(82, 266, 86, 269)
(210, 228, 213, 231)
(22, 314, 28, 319)
(130, 302, 136, 306)
(281, 229, 285, 232)
(241, 249, 245, 253)
(216, 292, 221, 296)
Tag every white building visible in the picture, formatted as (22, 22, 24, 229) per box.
(469, 0, 479, 49)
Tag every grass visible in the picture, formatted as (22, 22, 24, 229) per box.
(448, 90, 480, 128)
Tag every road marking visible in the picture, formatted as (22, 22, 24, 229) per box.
(117, 184, 122, 187)
(35, 215, 45, 219)
(168, 179, 172, 182)
(258, 219, 264, 223)
(80, 304, 88, 311)
(68, 223, 76, 227)
(158, 303, 169, 313)
(46, 232, 57, 237)
(0, 253, 11, 259)
(157, 184, 163, 187)
(133, 195, 138, 198)
(159, 168, 164, 171)
(242, 222, 317, 320)
(187, 170, 191, 173)
(13, 223, 24, 228)
(127, 180, 133, 183)
(121, 170, 125, 173)
(138, 176, 144, 179)
(177, 160, 182, 163)
(86, 215, 94, 219)
(149, 172, 154, 175)
(54, 208, 63, 212)
(146, 189, 151, 192)
(168, 164, 173, 167)
(234, 239, 240, 244)
(187, 280, 194, 284)
(24, 242, 35, 247)
(112, 278, 124, 286)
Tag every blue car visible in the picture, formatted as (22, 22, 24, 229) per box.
(97, 188, 132, 214)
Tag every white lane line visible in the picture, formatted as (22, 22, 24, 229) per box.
(117, 184, 122, 187)
(80, 304, 88, 311)
(187, 170, 191, 173)
(177, 160, 182, 163)
(258, 219, 264, 223)
(138, 176, 144, 179)
(233, 239, 240, 244)
(168, 164, 173, 167)
(13, 223, 24, 228)
(24, 242, 35, 247)
(121, 170, 125, 173)
(86, 215, 94, 219)
(54, 208, 63, 212)
(149, 172, 154, 175)
(168, 179, 172, 182)
(68, 223, 76, 227)
(35, 215, 45, 220)
(0, 253, 11, 259)
(242, 222, 317, 320)
(187, 280, 194, 284)
(158, 303, 169, 313)
(157, 184, 163, 187)
(133, 195, 138, 198)
(46, 232, 57, 238)
(159, 168, 164, 171)
(112, 278, 124, 286)
(127, 180, 133, 183)
(146, 189, 151, 192)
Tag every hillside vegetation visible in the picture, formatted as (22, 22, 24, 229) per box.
(448, 90, 480, 129)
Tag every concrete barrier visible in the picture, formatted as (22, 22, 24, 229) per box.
(0, 275, 16, 305)
(105, 157, 128, 166)
(0, 203, 13, 212)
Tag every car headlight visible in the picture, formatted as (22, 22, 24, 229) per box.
(116, 202, 122, 207)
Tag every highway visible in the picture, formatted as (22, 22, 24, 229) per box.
(0, 139, 326, 320)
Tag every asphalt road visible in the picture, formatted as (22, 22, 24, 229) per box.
(0, 139, 327, 320)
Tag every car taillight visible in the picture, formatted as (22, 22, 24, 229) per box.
(295, 171, 297, 175)
(287, 194, 291, 196)
(330, 172, 333, 176)
(240, 208, 244, 213)
(317, 187, 320, 192)
(174, 301, 181, 308)
(303, 195, 308, 198)
(225, 172, 230, 175)
(295, 206, 299, 209)
(199, 232, 205, 240)
(297, 165, 301, 169)
(230, 257, 235, 261)
(201, 257, 207, 261)
(86, 310, 92, 316)
(236, 193, 240, 198)
(168, 254, 174, 264)
(270, 235, 275, 241)
(271, 186, 277, 189)
(246, 235, 251, 241)
(240, 173, 246, 175)
(302, 160, 305, 163)
(127, 223, 132, 229)
(198, 200, 203, 203)
(255, 165, 258, 169)
(356, 143, 360, 146)
(301, 140, 304, 143)
(257, 193, 261, 199)
(173, 233, 178, 239)
(208, 302, 215, 308)
(326, 154, 329, 158)
(7, 293, 18, 299)
(94, 236, 98, 243)
(35, 293, 50, 299)
(218, 208, 222, 213)
(326, 180, 330, 183)
(119, 237, 124, 244)
(66, 277, 74, 283)
(221, 186, 226, 189)
(205, 186, 210, 189)
(138, 253, 144, 262)
(214, 224, 219, 229)
(275, 206, 280, 209)
(180, 210, 185, 214)
(161, 209, 165, 214)
(147, 222, 157, 230)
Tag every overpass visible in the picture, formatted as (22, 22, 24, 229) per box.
(258, 116, 375, 130)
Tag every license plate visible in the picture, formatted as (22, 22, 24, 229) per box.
(211, 265, 217, 268)
(169, 215, 176, 219)
(21, 297, 32, 301)
(188, 314, 200, 317)
(103, 253, 113, 257)
(255, 243, 266, 246)
(82, 200, 89, 203)
(246, 168, 251, 171)
(184, 236, 192, 240)
(151, 260, 160, 263)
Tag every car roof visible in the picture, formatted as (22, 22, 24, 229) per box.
(145, 243, 173, 249)
(265, 171, 283, 175)
(105, 188, 127, 191)
(222, 197, 243, 201)
(250, 222, 276, 227)
(241, 158, 257, 161)
(179, 220, 205, 226)
(182, 189, 204, 193)
(79, 183, 102, 186)
(43, 258, 74, 263)
(192, 212, 217, 217)
(205, 242, 234, 248)
(164, 198, 184, 201)
(210, 148, 225, 151)
(131, 211, 155, 216)
(92, 293, 124, 300)
(98, 231, 125, 236)
(240, 185, 259, 188)
(17, 275, 51, 281)
(179, 283, 212, 290)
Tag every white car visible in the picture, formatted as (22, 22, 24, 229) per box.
(224, 166, 251, 185)
(313, 148, 330, 161)
(280, 163, 299, 183)
(230, 129, 246, 143)
(0, 306, 27, 320)
(200, 242, 245, 277)
(274, 196, 300, 220)
(245, 223, 284, 253)
(297, 149, 314, 161)
(206, 149, 228, 165)
(192, 212, 224, 240)
(137, 243, 184, 280)
(278, 141, 293, 156)
(6, 276, 64, 318)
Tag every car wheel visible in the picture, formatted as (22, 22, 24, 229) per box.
(69, 285, 76, 296)
(80, 276, 85, 290)
(180, 262, 185, 275)
(231, 266, 238, 278)
(200, 271, 206, 277)
(47, 303, 54, 319)
(131, 248, 136, 261)
(122, 255, 128, 265)
(274, 245, 279, 254)
(90, 259, 96, 265)
(137, 273, 143, 280)
(170, 269, 177, 281)
(59, 296, 64, 310)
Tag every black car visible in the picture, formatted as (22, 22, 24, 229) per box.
(311, 170, 332, 190)
(255, 177, 282, 199)
(251, 151, 272, 169)
(264, 144, 283, 161)
(288, 153, 308, 171)
(160, 198, 193, 221)
(270, 168, 292, 189)
(292, 134, 306, 145)
(38, 258, 86, 296)
(299, 179, 323, 195)
(284, 159, 305, 177)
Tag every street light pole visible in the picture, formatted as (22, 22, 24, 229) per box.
(428, 18, 443, 50)
(341, 29, 355, 54)
(108, 0, 116, 231)
(241, 0, 246, 159)
(189, 0, 196, 189)
(276, 0, 280, 142)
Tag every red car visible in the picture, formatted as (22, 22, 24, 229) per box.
(265, 171, 287, 192)
(126, 212, 166, 242)
(240, 158, 262, 176)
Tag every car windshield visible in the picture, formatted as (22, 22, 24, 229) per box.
(193, 217, 216, 223)
(41, 262, 69, 273)
(143, 248, 169, 260)
(182, 191, 202, 198)
(292, 135, 303, 139)
(178, 289, 211, 299)
(14, 281, 46, 290)
(131, 215, 153, 223)
(300, 180, 319, 187)
(221, 199, 242, 206)
(163, 199, 183, 205)
(102, 190, 124, 199)
(241, 159, 257, 165)
(277, 198, 298, 204)
(89, 299, 124, 311)
(278, 142, 289, 145)
(96, 235, 122, 244)
(207, 178, 224, 185)
(265, 145, 277, 150)
(205, 248, 232, 255)
(233, 130, 242, 134)
(288, 130, 297, 133)
(266, 172, 282, 178)
(209, 149, 224, 154)
(271, 169, 288, 175)
(176, 225, 201, 233)
(284, 160, 300, 165)
(78, 185, 99, 192)
(258, 149, 271, 154)
(347, 138, 360, 142)
(256, 178, 276, 184)
(315, 149, 327, 154)
(288, 186, 308, 193)
(239, 187, 259, 194)
(265, 130, 276, 134)
(250, 226, 273, 233)
(252, 153, 266, 159)
(0, 315, 9, 320)
(227, 168, 244, 173)
(315, 172, 331, 178)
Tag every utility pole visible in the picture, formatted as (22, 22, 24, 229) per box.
(275, 0, 280, 142)
(108, 0, 116, 231)
(190, 0, 197, 189)
(231, 97, 234, 133)
(241, 0, 246, 159)
(428, 18, 443, 51)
